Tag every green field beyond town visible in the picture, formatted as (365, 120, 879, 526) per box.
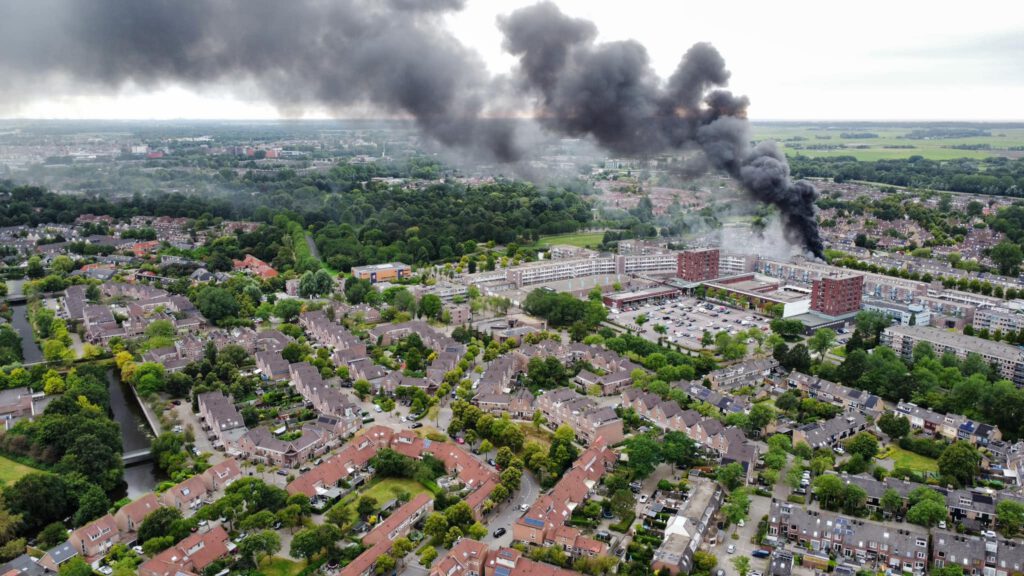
(753, 122, 1024, 161)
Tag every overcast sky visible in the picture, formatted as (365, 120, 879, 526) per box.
(8, 0, 1024, 121)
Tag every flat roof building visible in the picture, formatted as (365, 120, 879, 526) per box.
(882, 324, 1024, 385)
(677, 248, 720, 282)
(351, 262, 411, 284)
(811, 273, 863, 317)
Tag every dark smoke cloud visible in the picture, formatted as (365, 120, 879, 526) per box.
(0, 0, 822, 257)
(499, 3, 822, 257)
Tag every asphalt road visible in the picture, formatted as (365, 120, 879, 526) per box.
(484, 469, 540, 548)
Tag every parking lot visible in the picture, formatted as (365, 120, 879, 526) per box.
(611, 295, 773, 351)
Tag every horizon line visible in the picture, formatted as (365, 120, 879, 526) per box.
(3, 117, 1024, 124)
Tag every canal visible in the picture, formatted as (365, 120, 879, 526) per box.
(106, 370, 162, 498)
(9, 303, 43, 364)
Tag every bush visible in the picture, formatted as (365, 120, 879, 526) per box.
(609, 512, 635, 533)
(899, 436, 947, 459)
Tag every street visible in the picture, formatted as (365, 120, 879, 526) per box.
(484, 469, 540, 548)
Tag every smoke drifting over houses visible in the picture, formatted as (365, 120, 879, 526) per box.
(0, 0, 822, 257)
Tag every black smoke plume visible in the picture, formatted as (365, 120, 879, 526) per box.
(0, 0, 822, 257)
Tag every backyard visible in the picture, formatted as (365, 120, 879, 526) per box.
(334, 477, 431, 520)
(258, 557, 305, 576)
(877, 445, 939, 474)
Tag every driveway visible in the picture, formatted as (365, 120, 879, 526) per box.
(172, 403, 223, 464)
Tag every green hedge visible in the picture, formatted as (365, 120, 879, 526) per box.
(610, 512, 635, 533)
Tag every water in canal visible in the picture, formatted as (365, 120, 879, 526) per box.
(105, 370, 163, 498)
(8, 303, 43, 364)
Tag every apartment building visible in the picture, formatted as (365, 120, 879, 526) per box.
(811, 273, 864, 317)
(973, 307, 1024, 334)
(677, 248, 720, 282)
(883, 325, 1024, 385)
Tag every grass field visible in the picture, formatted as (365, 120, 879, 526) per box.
(520, 423, 553, 452)
(258, 557, 305, 576)
(878, 446, 938, 473)
(752, 123, 1024, 161)
(0, 455, 40, 487)
(334, 478, 430, 520)
(536, 232, 606, 249)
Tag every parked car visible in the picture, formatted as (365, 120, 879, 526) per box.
(639, 494, 649, 504)
(751, 550, 771, 559)
(727, 544, 736, 554)
(98, 567, 113, 575)
(493, 527, 507, 537)
(410, 422, 423, 429)
(276, 469, 289, 476)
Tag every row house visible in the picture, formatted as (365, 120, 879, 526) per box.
(704, 358, 779, 391)
(535, 388, 624, 446)
(785, 371, 884, 416)
(255, 350, 291, 381)
(893, 402, 1002, 447)
(287, 426, 394, 499)
(513, 440, 616, 546)
(573, 368, 632, 396)
(429, 538, 489, 576)
(113, 493, 160, 539)
(0, 387, 49, 431)
(474, 389, 535, 420)
(347, 358, 388, 382)
(545, 525, 607, 559)
(197, 391, 247, 448)
(792, 410, 869, 450)
(340, 493, 434, 576)
(83, 303, 124, 343)
(768, 500, 929, 575)
(651, 478, 724, 575)
(475, 356, 518, 397)
(930, 529, 1024, 576)
(675, 382, 750, 414)
(68, 514, 120, 566)
(237, 425, 332, 469)
(139, 526, 232, 576)
(299, 310, 364, 354)
(289, 362, 362, 432)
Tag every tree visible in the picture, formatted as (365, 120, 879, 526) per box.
(716, 463, 745, 491)
(997, 499, 1024, 537)
(731, 556, 750, 576)
(26, 256, 44, 279)
(938, 441, 980, 487)
(812, 474, 845, 511)
(991, 241, 1024, 276)
(273, 298, 303, 322)
(693, 551, 717, 575)
(239, 531, 281, 566)
(419, 294, 443, 320)
(375, 554, 396, 575)
(625, 435, 661, 478)
(907, 499, 947, 528)
(73, 484, 110, 526)
(194, 286, 239, 323)
(419, 546, 438, 567)
(4, 473, 75, 534)
(880, 489, 904, 518)
(877, 414, 910, 440)
(325, 501, 353, 529)
(746, 403, 776, 436)
(931, 566, 964, 576)
(37, 521, 69, 550)
(424, 513, 449, 542)
(722, 489, 750, 526)
(290, 524, 341, 562)
(808, 328, 837, 361)
(844, 432, 879, 461)
(138, 506, 183, 544)
(496, 446, 514, 470)
(609, 489, 635, 520)
(58, 557, 93, 576)
(842, 484, 868, 516)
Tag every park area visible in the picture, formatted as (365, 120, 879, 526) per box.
(877, 445, 938, 474)
(0, 455, 39, 487)
(258, 557, 305, 576)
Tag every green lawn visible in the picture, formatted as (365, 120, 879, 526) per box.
(0, 455, 40, 487)
(257, 557, 305, 576)
(536, 232, 606, 249)
(334, 478, 430, 519)
(878, 446, 938, 473)
(830, 345, 847, 358)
